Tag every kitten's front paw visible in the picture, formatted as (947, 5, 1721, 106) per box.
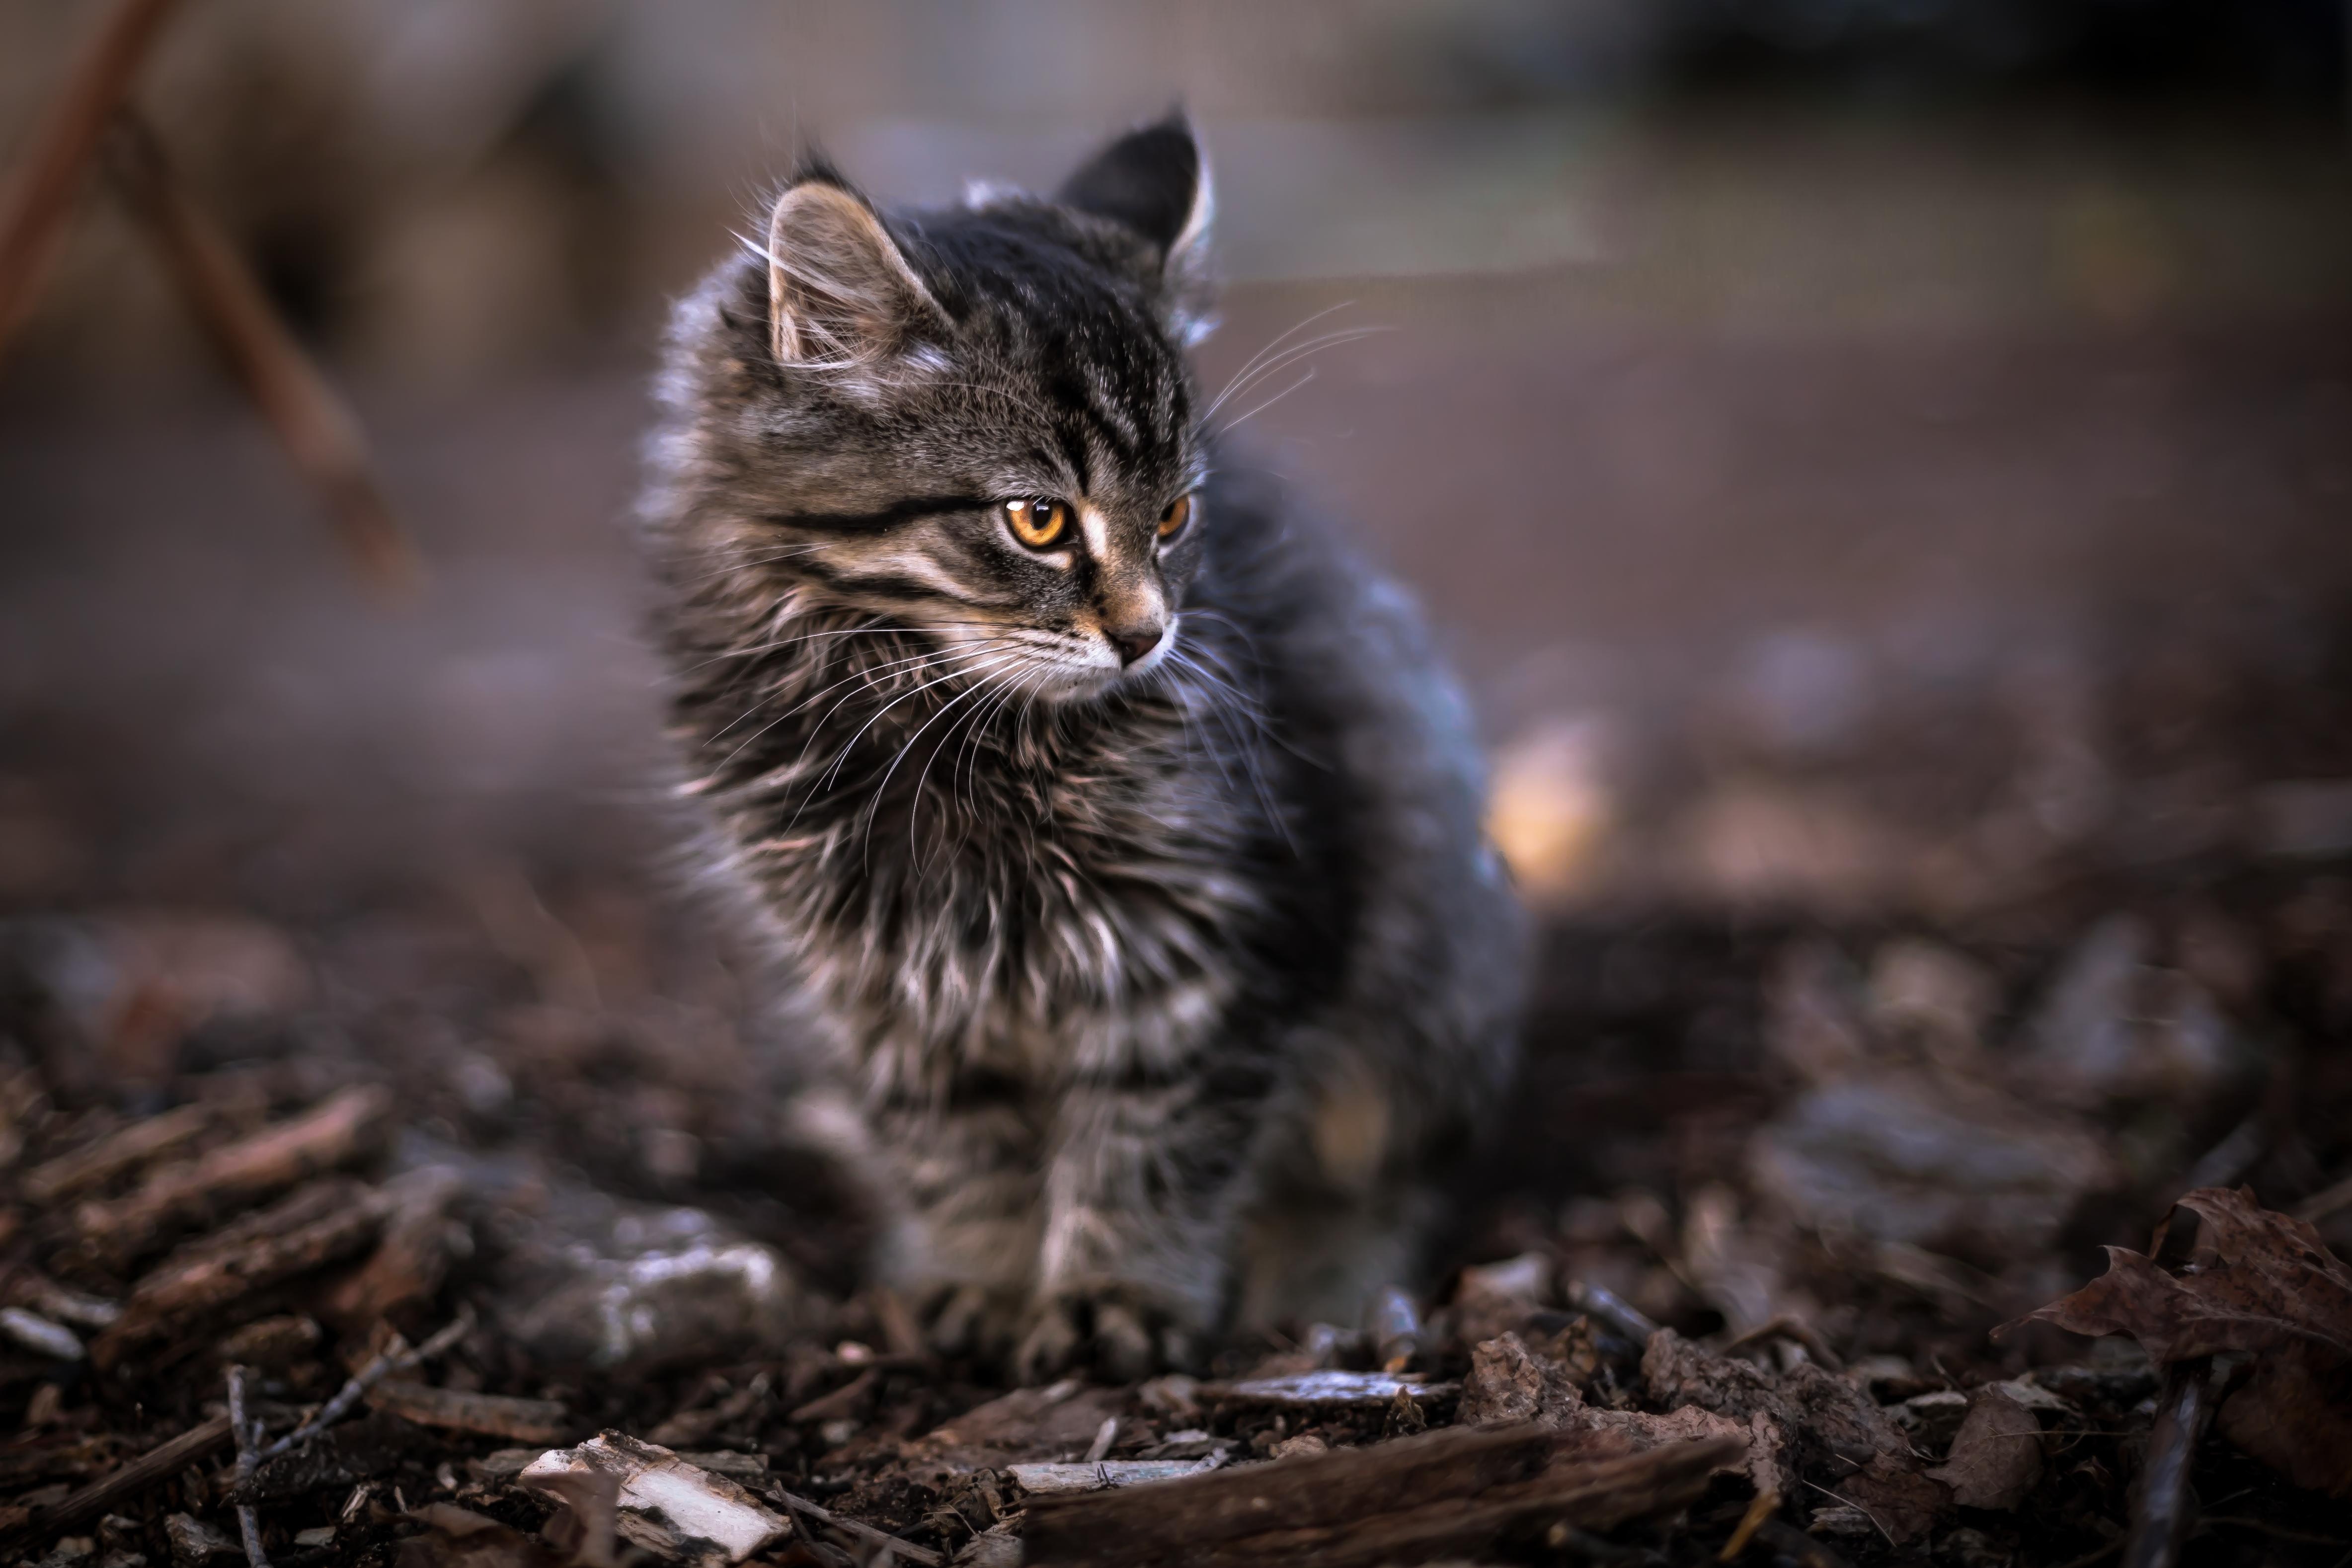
(1014, 1286, 1199, 1385)
(916, 1282, 1026, 1364)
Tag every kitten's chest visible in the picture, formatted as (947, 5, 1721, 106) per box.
(749, 737, 1266, 1081)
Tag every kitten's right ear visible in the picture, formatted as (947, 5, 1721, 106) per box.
(1059, 114, 1215, 343)
(765, 175, 942, 369)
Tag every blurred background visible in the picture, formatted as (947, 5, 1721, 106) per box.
(5, 1, 2352, 1339)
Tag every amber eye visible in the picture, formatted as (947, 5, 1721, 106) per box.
(1158, 493, 1193, 541)
(1003, 498, 1069, 549)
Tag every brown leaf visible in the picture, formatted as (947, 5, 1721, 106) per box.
(1839, 1452, 1951, 1545)
(2006, 1186, 2352, 1496)
(1925, 1386, 2043, 1510)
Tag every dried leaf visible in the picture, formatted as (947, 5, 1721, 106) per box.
(1925, 1386, 2042, 1510)
(2008, 1186, 2352, 1495)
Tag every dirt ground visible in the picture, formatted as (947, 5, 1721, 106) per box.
(4, 258, 2352, 1565)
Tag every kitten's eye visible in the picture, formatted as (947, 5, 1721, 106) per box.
(1158, 494, 1193, 541)
(1003, 498, 1070, 549)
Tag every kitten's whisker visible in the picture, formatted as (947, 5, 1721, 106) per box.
(1213, 369, 1317, 440)
(1199, 301, 1356, 423)
(719, 634, 1007, 784)
(876, 651, 1028, 874)
(775, 640, 1018, 834)
(1199, 327, 1387, 426)
(818, 645, 1015, 793)
(708, 640, 952, 747)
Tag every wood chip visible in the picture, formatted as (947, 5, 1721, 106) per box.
(520, 1433, 787, 1567)
(1022, 1423, 1743, 1568)
(365, 1381, 571, 1444)
(1213, 1370, 1458, 1409)
(23, 1104, 210, 1205)
(93, 1178, 388, 1368)
(1009, 1458, 1225, 1495)
(0, 1413, 233, 1548)
(73, 1086, 393, 1266)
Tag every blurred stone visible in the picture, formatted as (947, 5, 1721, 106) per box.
(1722, 629, 1872, 757)
(1764, 941, 1873, 1084)
(1677, 784, 1904, 914)
(2023, 915, 2252, 1103)
(1748, 1071, 2117, 1257)
(502, 1201, 800, 1374)
(1867, 940, 1996, 1070)
(2022, 915, 2144, 1095)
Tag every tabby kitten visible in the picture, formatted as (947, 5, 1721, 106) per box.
(640, 116, 1523, 1381)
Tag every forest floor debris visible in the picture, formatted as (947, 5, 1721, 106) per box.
(6, 637, 2352, 1566)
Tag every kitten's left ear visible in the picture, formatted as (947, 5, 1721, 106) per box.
(1059, 113, 1216, 344)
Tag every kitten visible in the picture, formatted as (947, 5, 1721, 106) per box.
(639, 115, 1524, 1381)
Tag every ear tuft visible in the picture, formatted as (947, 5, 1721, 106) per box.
(1059, 113, 1215, 342)
(765, 177, 941, 369)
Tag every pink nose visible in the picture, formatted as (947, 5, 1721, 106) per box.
(1107, 624, 1162, 666)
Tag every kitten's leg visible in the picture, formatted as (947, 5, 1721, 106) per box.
(1020, 1059, 1273, 1382)
(1237, 1049, 1427, 1331)
(869, 1089, 1045, 1361)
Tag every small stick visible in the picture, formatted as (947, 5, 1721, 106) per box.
(104, 114, 421, 599)
(2124, 1359, 2215, 1568)
(228, 1364, 271, 1568)
(1718, 1489, 1782, 1560)
(258, 1307, 473, 1461)
(765, 1483, 943, 1568)
(0, 0, 186, 356)
(2, 1412, 231, 1546)
(1566, 1279, 1661, 1344)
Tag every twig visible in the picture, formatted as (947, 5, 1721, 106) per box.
(23, 1103, 211, 1205)
(363, 1379, 568, 1442)
(103, 114, 421, 599)
(0, 0, 186, 356)
(2125, 1359, 2215, 1568)
(1, 1412, 231, 1546)
(259, 1307, 474, 1461)
(764, 1483, 944, 1568)
(228, 1364, 270, 1568)
(1566, 1279, 1661, 1344)
(1718, 1490, 1781, 1560)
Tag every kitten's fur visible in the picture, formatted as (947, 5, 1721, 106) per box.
(640, 116, 1523, 1381)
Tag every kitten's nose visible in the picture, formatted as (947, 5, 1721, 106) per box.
(1106, 623, 1164, 666)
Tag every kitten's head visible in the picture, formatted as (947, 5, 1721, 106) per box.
(666, 115, 1218, 703)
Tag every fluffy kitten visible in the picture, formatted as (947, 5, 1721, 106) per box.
(639, 116, 1523, 1381)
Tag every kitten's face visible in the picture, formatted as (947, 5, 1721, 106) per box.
(718, 120, 1217, 703)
